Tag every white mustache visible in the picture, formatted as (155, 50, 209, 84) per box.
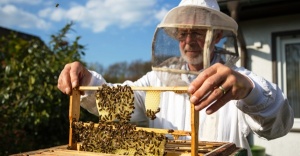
(184, 47, 202, 52)
(184, 44, 202, 52)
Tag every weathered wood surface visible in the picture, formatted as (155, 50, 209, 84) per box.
(11, 141, 245, 156)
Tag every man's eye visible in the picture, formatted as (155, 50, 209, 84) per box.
(192, 32, 201, 35)
(194, 32, 205, 37)
(177, 33, 187, 39)
(179, 32, 187, 36)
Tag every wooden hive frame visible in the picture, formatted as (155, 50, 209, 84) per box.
(11, 87, 245, 155)
(68, 86, 200, 156)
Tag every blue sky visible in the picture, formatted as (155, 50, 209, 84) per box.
(0, 0, 180, 67)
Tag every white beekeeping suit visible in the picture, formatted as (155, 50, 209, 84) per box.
(80, 0, 294, 156)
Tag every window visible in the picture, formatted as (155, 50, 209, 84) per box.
(274, 31, 300, 130)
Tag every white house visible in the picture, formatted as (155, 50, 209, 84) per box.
(219, 0, 300, 155)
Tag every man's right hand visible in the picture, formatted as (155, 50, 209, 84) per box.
(57, 61, 92, 95)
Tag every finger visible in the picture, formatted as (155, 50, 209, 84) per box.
(194, 83, 230, 111)
(57, 64, 72, 94)
(188, 66, 217, 94)
(69, 62, 82, 88)
(205, 91, 232, 114)
(190, 72, 226, 104)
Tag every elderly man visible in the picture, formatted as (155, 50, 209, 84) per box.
(57, 0, 294, 155)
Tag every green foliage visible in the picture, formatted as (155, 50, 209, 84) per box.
(100, 60, 151, 83)
(127, 60, 152, 80)
(0, 22, 151, 155)
(0, 22, 86, 155)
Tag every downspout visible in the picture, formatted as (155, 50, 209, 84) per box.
(227, 1, 248, 68)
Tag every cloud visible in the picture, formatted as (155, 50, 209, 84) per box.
(154, 7, 169, 21)
(0, 0, 42, 5)
(39, 0, 169, 33)
(0, 0, 170, 33)
(0, 4, 50, 29)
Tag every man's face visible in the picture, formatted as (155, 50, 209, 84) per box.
(176, 28, 207, 65)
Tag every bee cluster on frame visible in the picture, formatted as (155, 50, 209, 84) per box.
(72, 84, 167, 156)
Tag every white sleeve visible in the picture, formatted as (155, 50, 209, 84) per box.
(235, 67, 294, 140)
(80, 70, 107, 116)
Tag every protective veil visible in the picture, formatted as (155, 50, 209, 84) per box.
(152, 2, 239, 86)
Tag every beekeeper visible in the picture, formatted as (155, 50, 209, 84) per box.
(57, 0, 294, 155)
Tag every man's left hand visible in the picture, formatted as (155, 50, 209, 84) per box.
(187, 63, 253, 114)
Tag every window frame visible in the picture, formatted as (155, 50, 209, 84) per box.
(272, 30, 300, 131)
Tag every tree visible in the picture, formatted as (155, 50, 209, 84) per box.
(100, 60, 152, 83)
(103, 62, 128, 83)
(127, 60, 152, 80)
(0, 22, 87, 155)
(88, 62, 105, 74)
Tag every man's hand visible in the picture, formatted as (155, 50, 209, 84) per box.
(187, 63, 253, 114)
(57, 61, 92, 95)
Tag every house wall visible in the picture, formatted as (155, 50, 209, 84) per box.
(239, 14, 300, 156)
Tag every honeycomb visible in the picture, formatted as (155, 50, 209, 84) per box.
(73, 84, 167, 156)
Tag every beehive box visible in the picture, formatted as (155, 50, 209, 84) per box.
(11, 141, 245, 156)
(11, 86, 247, 156)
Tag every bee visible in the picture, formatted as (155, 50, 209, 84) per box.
(155, 107, 161, 113)
(168, 129, 174, 133)
(156, 149, 160, 155)
(55, 3, 59, 7)
(157, 140, 162, 147)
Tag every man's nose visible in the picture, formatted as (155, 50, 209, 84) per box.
(185, 34, 194, 43)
